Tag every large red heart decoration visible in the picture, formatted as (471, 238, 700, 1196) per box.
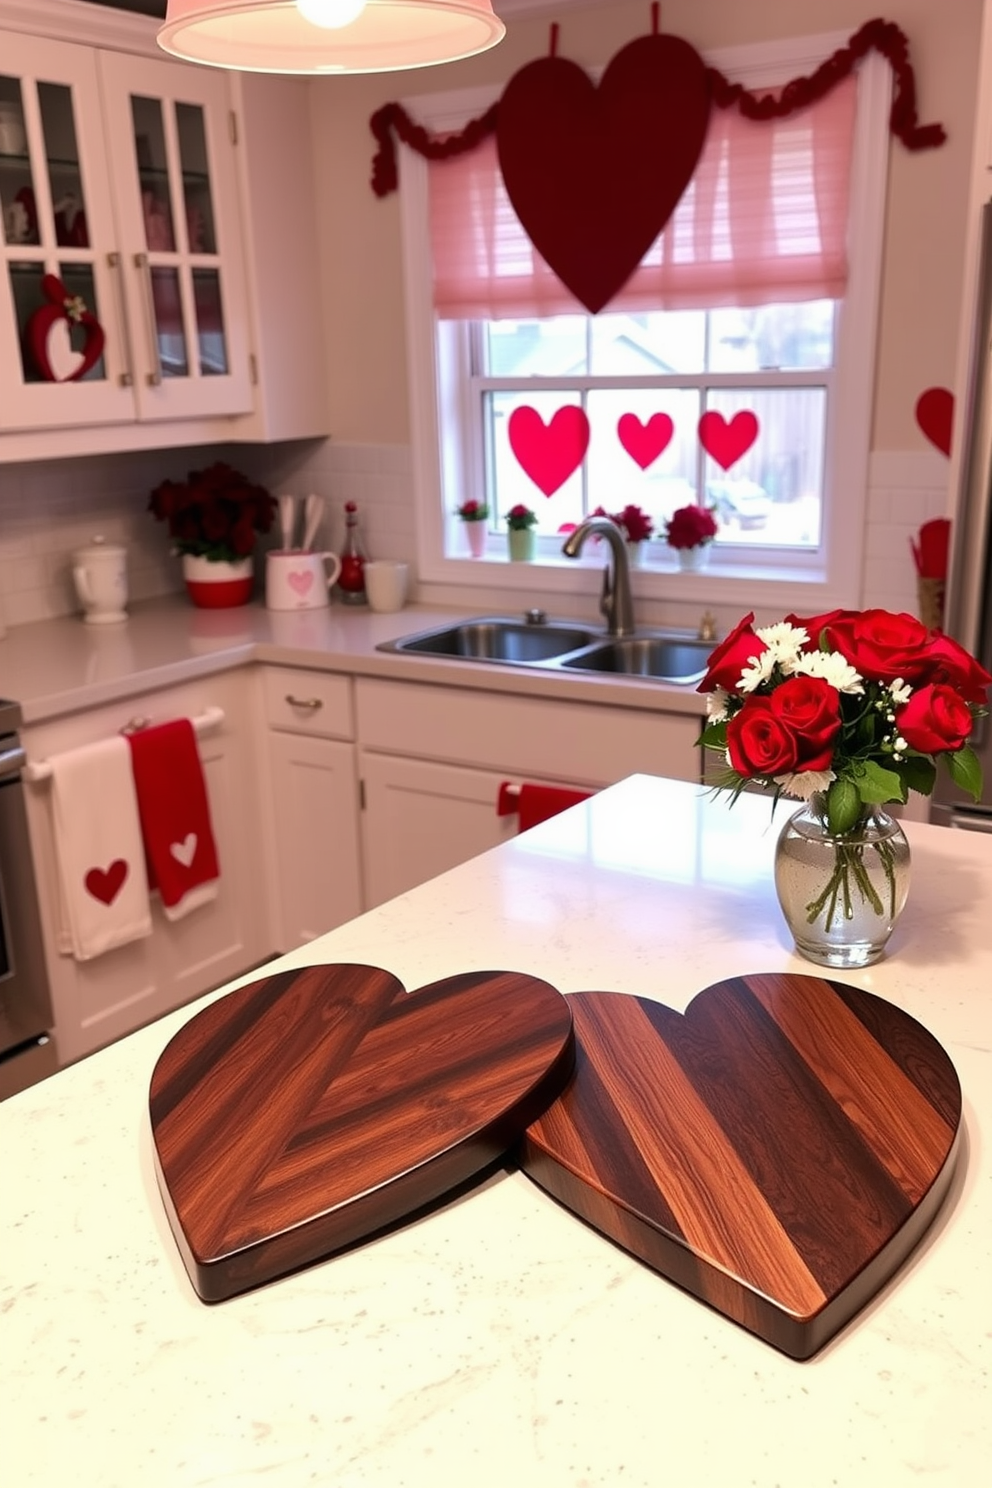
(508, 405, 590, 496)
(520, 975, 960, 1359)
(150, 963, 574, 1300)
(915, 386, 954, 456)
(27, 274, 105, 383)
(618, 411, 674, 469)
(496, 34, 711, 314)
(84, 859, 129, 905)
(698, 409, 759, 470)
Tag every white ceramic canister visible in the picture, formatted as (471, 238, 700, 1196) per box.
(73, 536, 128, 625)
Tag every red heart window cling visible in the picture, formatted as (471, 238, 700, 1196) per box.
(698, 410, 759, 471)
(617, 412, 674, 469)
(508, 405, 590, 496)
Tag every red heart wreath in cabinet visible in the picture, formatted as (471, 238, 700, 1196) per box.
(27, 274, 105, 383)
(149, 963, 574, 1301)
(915, 386, 954, 456)
(618, 411, 675, 469)
(698, 409, 759, 470)
(496, 33, 712, 315)
(508, 405, 590, 495)
(520, 975, 961, 1359)
(84, 859, 129, 905)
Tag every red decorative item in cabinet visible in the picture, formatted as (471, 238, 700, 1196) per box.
(337, 501, 368, 605)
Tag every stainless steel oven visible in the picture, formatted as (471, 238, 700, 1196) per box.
(0, 699, 56, 1099)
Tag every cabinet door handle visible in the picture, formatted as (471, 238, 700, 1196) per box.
(106, 252, 134, 387)
(133, 252, 163, 387)
(285, 695, 323, 711)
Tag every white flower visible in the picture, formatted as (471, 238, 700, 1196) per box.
(705, 687, 730, 721)
(737, 649, 777, 693)
(755, 621, 809, 673)
(793, 648, 864, 694)
(888, 677, 912, 706)
(773, 768, 836, 801)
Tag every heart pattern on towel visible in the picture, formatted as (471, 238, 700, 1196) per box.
(150, 963, 574, 1300)
(288, 570, 314, 596)
(85, 859, 129, 905)
(170, 833, 197, 869)
(508, 405, 590, 496)
(698, 410, 759, 471)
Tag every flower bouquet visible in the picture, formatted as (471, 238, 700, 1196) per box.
(505, 503, 538, 531)
(698, 608, 991, 963)
(149, 461, 276, 563)
(663, 503, 718, 570)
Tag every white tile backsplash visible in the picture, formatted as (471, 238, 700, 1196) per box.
(0, 441, 950, 633)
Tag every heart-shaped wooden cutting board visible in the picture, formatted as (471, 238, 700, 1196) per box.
(519, 974, 961, 1359)
(150, 963, 574, 1301)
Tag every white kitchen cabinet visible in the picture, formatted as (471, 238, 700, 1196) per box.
(258, 666, 364, 952)
(21, 667, 273, 1068)
(0, 0, 328, 459)
(356, 677, 704, 909)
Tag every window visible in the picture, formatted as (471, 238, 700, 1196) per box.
(401, 35, 891, 609)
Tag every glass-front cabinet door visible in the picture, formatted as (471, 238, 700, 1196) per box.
(97, 50, 252, 422)
(0, 32, 136, 430)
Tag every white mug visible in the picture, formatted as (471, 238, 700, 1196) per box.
(364, 561, 410, 614)
(265, 549, 342, 611)
(73, 538, 128, 625)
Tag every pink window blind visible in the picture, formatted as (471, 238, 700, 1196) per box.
(429, 74, 857, 320)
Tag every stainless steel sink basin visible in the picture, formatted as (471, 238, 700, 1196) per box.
(560, 636, 712, 683)
(379, 618, 603, 664)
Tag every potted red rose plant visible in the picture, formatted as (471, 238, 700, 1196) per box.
(149, 462, 276, 608)
(698, 608, 991, 967)
(456, 498, 489, 559)
(505, 503, 538, 561)
(663, 503, 718, 570)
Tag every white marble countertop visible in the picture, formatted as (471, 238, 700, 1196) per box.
(2, 776, 990, 1488)
(0, 596, 708, 725)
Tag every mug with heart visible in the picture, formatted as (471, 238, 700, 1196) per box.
(265, 549, 342, 611)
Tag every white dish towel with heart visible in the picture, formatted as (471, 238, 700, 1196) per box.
(48, 736, 153, 960)
(126, 718, 220, 921)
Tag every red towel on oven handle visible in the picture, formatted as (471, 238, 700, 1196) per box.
(126, 718, 220, 921)
(497, 781, 594, 832)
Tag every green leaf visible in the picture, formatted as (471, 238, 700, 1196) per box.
(697, 721, 727, 750)
(855, 758, 907, 805)
(945, 745, 984, 802)
(826, 777, 861, 834)
(899, 755, 937, 797)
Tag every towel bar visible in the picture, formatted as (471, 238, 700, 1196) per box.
(23, 707, 225, 783)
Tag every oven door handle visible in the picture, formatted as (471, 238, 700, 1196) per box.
(0, 744, 27, 780)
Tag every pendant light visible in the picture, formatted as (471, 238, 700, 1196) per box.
(157, 0, 506, 74)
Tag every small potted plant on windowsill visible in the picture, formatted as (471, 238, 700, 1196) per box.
(456, 498, 489, 558)
(505, 503, 538, 561)
(663, 503, 719, 572)
(612, 503, 655, 566)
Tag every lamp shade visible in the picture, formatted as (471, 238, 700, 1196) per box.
(157, 0, 506, 74)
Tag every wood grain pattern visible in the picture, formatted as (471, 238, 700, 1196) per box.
(150, 963, 574, 1301)
(519, 975, 961, 1359)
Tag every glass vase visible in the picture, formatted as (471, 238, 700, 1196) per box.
(773, 798, 911, 968)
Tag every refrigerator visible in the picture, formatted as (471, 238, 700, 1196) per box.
(930, 199, 992, 830)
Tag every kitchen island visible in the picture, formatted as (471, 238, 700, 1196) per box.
(2, 776, 990, 1488)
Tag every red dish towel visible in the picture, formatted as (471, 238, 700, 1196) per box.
(126, 719, 220, 921)
(497, 781, 594, 832)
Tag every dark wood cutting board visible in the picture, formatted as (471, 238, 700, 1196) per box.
(519, 974, 962, 1359)
(150, 963, 574, 1301)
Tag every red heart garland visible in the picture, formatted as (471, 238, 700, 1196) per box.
(915, 387, 954, 457)
(618, 412, 674, 469)
(698, 410, 759, 471)
(84, 859, 129, 905)
(508, 405, 590, 496)
(496, 33, 712, 314)
(27, 274, 106, 383)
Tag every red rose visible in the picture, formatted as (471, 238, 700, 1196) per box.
(914, 633, 992, 706)
(895, 683, 975, 754)
(812, 609, 932, 684)
(697, 612, 768, 694)
(726, 695, 798, 777)
(785, 609, 852, 649)
(769, 675, 842, 771)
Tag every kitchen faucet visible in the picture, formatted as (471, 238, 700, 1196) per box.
(561, 516, 636, 637)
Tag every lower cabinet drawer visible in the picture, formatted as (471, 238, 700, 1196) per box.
(261, 666, 354, 739)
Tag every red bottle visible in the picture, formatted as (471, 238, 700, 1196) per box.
(336, 500, 367, 605)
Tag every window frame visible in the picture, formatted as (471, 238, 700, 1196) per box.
(399, 32, 892, 612)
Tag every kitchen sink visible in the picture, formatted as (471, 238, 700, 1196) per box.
(377, 615, 715, 684)
(379, 618, 603, 664)
(559, 636, 713, 683)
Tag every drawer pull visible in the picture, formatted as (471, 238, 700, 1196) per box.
(285, 694, 323, 711)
